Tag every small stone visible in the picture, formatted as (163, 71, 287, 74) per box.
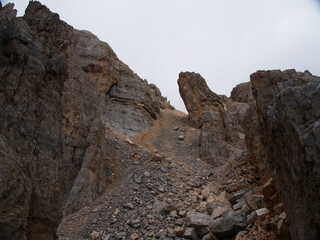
(175, 218, 184, 226)
(207, 202, 232, 218)
(244, 191, 257, 210)
(150, 152, 163, 162)
(186, 211, 211, 228)
(202, 233, 217, 240)
(178, 210, 187, 217)
(233, 202, 244, 211)
(130, 233, 139, 240)
(183, 227, 199, 240)
(252, 194, 265, 208)
(132, 152, 140, 159)
(91, 231, 99, 239)
(246, 211, 257, 224)
(157, 229, 167, 238)
(165, 205, 173, 212)
(261, 178, 276, 200)
(124, 202, 135, 210)
(174, 226, 185, 236)
(201, 188, 210, 199)
(170, 210, 178, 218)
(153, 200, 166, 214)
(174, 126, 179, 131)
(191, 196, 198, 203)
(178, 135, 185, 141)
(256, 207, 270, 221)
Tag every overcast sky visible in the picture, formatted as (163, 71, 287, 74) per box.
(5, 0, 320, 111)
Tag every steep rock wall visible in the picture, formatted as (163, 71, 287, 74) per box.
(249, 69, 320, 240)
(0, 2, 169, 239)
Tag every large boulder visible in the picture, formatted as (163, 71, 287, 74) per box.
(249, 69, 320, 240)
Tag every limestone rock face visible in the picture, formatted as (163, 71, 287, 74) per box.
(178, 72, 248, 167)
(250, 69, 320, 240)
(0, 2, 169, 240)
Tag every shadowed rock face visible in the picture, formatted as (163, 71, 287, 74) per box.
(242, 84, 269, 182)
(0, 2, 169, 239)
(249, 69, 320, 240)
(178, 72, 248, 167)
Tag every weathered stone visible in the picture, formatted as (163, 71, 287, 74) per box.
(186, 211, 212, 229)
(90, 231, 100, 239)
(256, 208, 270, 220)
(178, 135, 185, 141)
(244, 191, 257, 210)
(130, 232, 139, 240)
(250, 69, 320, 240)
(183, 227, 199, 240)
(153, 200, 166, 214)
(230, 82, 250, 103)
(174, 226, 185, 237)
(206, 202, 232, 218)
(149, 152, 163, 162)
(178, 210, 187, 217)
(201, 233, 217, 240)
(209, 210, 246, 238)
(246, 211, 257, 224)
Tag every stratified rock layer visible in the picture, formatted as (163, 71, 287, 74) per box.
(249, 69, 320, 240)
(178, 72, 248, 167)
(0, 2, 169, 240)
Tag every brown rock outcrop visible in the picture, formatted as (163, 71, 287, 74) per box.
(230, 82, 250, 103)
(249, 69, 320, 240)
(178, 72, 248, 167)
(0, 2, 170, 239)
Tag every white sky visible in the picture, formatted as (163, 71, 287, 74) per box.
(5, 0, 320, 111)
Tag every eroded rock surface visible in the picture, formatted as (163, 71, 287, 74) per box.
(0, 2, 169, 239)
(230, 82, 250, 103)
(178, 72, 248, 167)
(249, 69, 320, 240)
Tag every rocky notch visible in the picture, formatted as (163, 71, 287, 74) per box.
(178, 72, 248, 167)
(0, 2, 170, 240)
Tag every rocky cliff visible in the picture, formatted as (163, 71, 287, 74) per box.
(0, 2, 170, 239)
(1, 2, 320, 240)
(246, 69, 320, 240)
